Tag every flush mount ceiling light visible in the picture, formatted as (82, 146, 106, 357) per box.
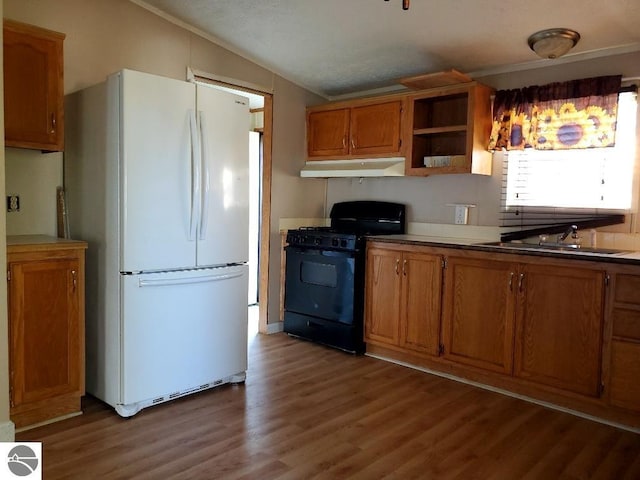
(384, 0, 410, 10)
(527, 28, 581, 59)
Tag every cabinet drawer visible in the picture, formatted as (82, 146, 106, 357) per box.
(612, 308, 640, 341)
(609, 340, 640, 411)
(614, 274, 640, 305)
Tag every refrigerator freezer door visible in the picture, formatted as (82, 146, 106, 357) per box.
(196, 85, 250, 267)
(120, 265, 248, 408)
(119, 70, 197, 272)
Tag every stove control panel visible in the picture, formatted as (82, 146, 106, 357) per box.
(286, 229, 358, 251)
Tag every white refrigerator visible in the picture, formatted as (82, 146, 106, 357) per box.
(65, 69, 250, 417)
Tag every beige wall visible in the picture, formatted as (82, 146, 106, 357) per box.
(327, 52, 640, 228)
(5, 148, 62, 235)
(3, 0, 327, 331)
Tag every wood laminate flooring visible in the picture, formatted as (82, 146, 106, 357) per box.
(17, 329, 640, 479)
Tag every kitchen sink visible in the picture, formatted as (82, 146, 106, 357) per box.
(476, 241, 630, 255)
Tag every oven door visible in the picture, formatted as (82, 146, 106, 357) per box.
(284, 246, 356, 324)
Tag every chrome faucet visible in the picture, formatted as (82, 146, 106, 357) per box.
(558, 224, 579, 242)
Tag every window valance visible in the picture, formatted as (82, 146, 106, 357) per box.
(488, 75, 622, 151)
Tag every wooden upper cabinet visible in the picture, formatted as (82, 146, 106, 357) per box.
(406, 82, 493, 176)
(307, 108, 350, 157)
(306, 98, 405, 160)
(514, 264, 605, 397)
(350, 101, 403, 155)
(441, 256, 517, 374)
(3, 19, 65, 152)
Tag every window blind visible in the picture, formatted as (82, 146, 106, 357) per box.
(499, 91, 637, 240)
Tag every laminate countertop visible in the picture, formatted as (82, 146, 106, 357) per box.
(7, 235, 88, 253)
(368, 234, 640, 266)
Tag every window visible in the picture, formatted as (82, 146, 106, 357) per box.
(503, 91, 637, 212)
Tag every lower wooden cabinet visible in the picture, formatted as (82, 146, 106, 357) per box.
(7, 236, 87, 429)
(441, 256, 605, 394)
(513, 264, 605, 397)
(400, 251, 442, 355)
(364, 240, 640, 428)
(441, 256, 516, 374)
(365, 243, 442, 355)
(365, 246, 402, 346)
(607, 271, 640, 412)
(609, 340, 640, 411)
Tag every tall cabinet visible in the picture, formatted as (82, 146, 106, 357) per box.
(7, 236, 87, 429)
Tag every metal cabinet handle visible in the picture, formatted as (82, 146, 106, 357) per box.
(403, 259, 407, 276)
(395, 258, 400, 275)
(351, 138, 356, 149)
(518, 273, 525, 292)
(342, 136, 347, 149)
(51, 113, 56, 133)
(509, 272, 514, 291)
(71, 270, 77, 292)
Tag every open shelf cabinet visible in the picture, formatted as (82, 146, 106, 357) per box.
(405, 82, 493, 176)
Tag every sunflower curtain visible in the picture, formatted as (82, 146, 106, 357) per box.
(488, 75, 622, 150)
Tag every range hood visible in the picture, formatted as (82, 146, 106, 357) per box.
(300, 158, 405, 178)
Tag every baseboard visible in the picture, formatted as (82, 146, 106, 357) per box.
(266, 321, 283, 334)
(0, 420, 15, 442)
(15, 411, 82, 433)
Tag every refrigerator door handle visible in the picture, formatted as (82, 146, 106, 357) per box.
(198, 110, 211, 241)
(188, 110, 201, 241)
(137, 271, 244, 287)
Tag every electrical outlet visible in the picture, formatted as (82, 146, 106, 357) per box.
(6, 195, 20, 213)
(454, 205, 468, 225)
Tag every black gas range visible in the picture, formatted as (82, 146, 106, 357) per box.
(283, 201, 406, 353)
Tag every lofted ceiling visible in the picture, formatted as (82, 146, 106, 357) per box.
(134, 0, 640, 99)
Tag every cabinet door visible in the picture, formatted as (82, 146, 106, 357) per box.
(350, 101, 402, 156)
(442, 257, 516, 374)
(3, 21, 64, 151)
(307, 108, 350, 157)
(400, 251, 442, 355)
(609, 340, 640, 411)
(608, 273, 640, 411)
(365, 247, 401, 346)
(514, 264, 604, 397)
(9, 258, 81, 408)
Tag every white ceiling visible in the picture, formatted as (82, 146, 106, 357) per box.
(135, 0, 640, 99)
